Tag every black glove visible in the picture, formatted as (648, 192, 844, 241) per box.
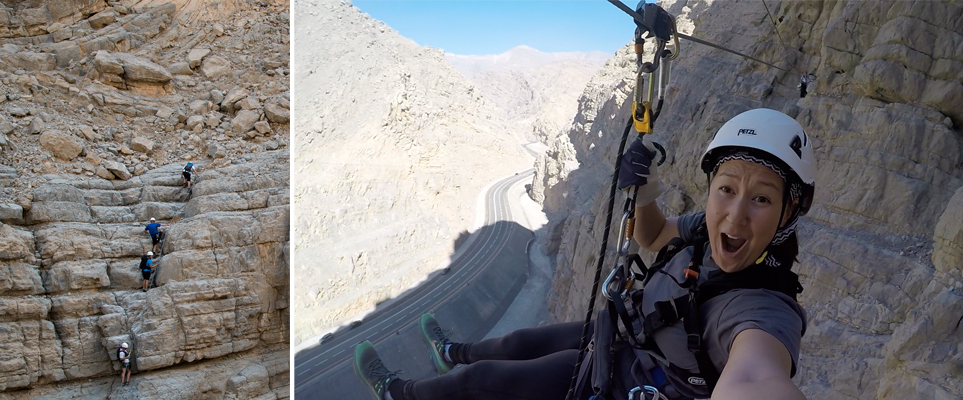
(618, 137, 658, 190)
(617, 137, 665, 206)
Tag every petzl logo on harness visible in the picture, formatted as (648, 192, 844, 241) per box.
(688, 377, 706, 386)
(737, 128, 756, 136)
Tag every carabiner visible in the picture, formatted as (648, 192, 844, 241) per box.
(627, 385, 664, 400)
(602, 264, 623, 301)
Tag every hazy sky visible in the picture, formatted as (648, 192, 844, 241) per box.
(351, 0, 657, 55)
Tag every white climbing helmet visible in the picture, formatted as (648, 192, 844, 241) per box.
(147, 251, 153, 257)
(122, 342, 128, 348)
(150, 218, 155, 222)
(700, 108, 816, 214)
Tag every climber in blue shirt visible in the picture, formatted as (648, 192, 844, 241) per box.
(144, 217, 168, 253)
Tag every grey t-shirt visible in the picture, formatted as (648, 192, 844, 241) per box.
(630, 212, 806, 398)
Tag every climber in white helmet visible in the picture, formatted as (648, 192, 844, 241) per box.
(144, 218, 168, 254)
(119, 342, 131, 386)
(140, 251, 156, 292)
(350, 108, 816, 400)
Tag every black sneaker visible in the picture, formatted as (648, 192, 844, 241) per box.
(353, 341, 400, 400)
(419, 313, 455, 374)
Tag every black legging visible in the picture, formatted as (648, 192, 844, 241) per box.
(393, 321, 590, 400)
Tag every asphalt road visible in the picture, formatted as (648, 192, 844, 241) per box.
(294, 169, 537, 399)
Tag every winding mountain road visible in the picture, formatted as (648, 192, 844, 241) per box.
(294, 169, 536, 399)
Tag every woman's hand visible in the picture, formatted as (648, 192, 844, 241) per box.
(617, 136, 664, 206)
(617, 136, 658, 189)
(712, 329, 806, 400)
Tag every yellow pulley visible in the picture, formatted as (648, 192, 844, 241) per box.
(632, 101, 653, 135)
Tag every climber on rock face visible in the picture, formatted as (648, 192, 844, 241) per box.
(141, 251, 155, 292)
(351, 109, 816, 400)
(799, 71, 813, 98)
(144, 217, 168, 254)
(183, 162, 197, 190)
(119, 342, 131, 386)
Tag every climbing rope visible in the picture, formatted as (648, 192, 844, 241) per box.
(566, 4, 676, 398)
(565, 116, 635, 400)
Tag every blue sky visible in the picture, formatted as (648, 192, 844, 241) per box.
(352, 0, 656, 55)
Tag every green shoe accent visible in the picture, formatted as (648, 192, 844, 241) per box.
(419, 313, 455, 374)
(353, 341, 399, 400)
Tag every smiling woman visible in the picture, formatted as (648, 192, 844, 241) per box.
(698, 108, 816, 273)
(349, 108, 817, 400)
(708, 160, 787, 272)
(625, 107, 815, 398)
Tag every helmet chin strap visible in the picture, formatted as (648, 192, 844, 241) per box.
(757, 191, 789, 266)
(775, 186, 790, 238)
(759, 187, 801, 267)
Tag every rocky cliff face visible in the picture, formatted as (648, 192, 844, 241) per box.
(0, 0, 290, 204)
(0, 1, 289, 398)
(538, 0, 963, 398)
(292, 0, 534, 346)
(1, 151, 289, 399)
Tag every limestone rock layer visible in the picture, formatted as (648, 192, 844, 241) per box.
(0, 151, 289, 399)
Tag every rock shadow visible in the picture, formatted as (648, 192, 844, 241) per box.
(294, 219, 538, 397)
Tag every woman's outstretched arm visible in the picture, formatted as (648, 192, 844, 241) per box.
(712, 329, 806, 400)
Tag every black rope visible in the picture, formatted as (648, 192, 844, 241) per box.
(565, 116, 635, 400)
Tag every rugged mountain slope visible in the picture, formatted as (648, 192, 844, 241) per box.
(537, 0, 963, 398)
(0, 0, 290, 204)
(292, 0, 531, 346)
(0, 1, 290, 398)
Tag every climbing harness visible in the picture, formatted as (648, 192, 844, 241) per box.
(565, 2, 803, 399)
(588, 385, 666, 400)
(604, 224, 802, 392)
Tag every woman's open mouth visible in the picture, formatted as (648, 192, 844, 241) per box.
(721, 232, 747, 255)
